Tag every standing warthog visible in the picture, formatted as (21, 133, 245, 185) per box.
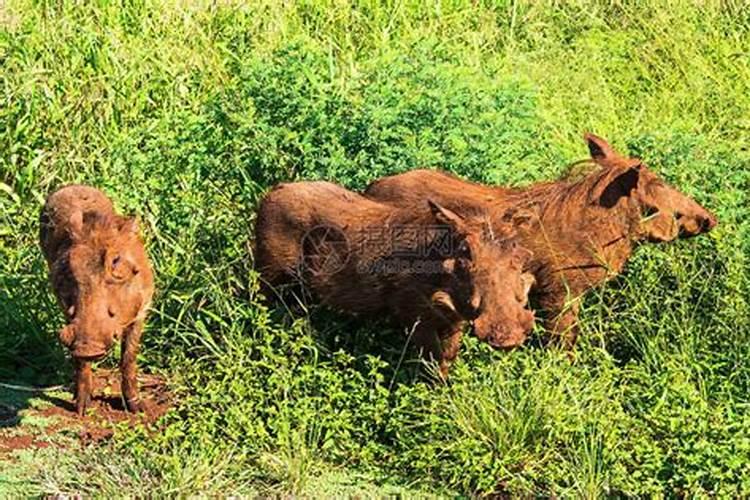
(40, 185, 154, 415)
(254, 181, 536, 377)
(365, 134, 717, 347)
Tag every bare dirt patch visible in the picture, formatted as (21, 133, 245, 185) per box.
(0, 434, 52, 453)
(0, 370, 172, 454)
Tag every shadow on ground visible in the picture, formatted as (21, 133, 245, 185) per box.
(0, 370, 172, 455)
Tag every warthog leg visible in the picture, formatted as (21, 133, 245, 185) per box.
(121, 320, 144, 412)
(541, 295, 581, 351)
(438, 324, 465, 379)
(74, 359, 93, 415)
(412, 320, 465, 379)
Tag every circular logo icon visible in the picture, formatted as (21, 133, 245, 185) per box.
(300, 225, 350, 276)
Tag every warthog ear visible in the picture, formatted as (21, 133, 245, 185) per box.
(428, 200, 466, 233)
(584, 133, 617, 162)
(593, 165, 641, 208)
(117, 216, 139, 235)
(71, 211, 112, 240)
(68, 211, 84, 241)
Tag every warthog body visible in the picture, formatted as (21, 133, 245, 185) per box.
(40, 185, 154, 415)
(366, 134, 717, 347)
(254, 181, 535, 376)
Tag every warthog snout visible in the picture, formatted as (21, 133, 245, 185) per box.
(71, 335, 111, 360)
(474, 308, 535, 349)
(678, 210, 717, 238)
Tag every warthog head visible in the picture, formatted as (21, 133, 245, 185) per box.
(428, 201, 536, 348)
(57, 211, 150, 360)
(587, 133, 717, 242)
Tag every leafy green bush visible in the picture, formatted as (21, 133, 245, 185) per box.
(1, 1, 749, 496)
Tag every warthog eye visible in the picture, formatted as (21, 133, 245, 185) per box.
(456, 240, 471, 259)
(643, 206, 659, 219)
(108, 307, 116, 318)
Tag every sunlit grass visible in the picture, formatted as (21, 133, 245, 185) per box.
(1, 0, 748, 496)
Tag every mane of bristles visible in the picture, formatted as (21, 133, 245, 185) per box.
(81, 212, 132, 250)
(471, 211, 517, 243)
(499, 159, 632, 217)
(560, 158, 599, 182)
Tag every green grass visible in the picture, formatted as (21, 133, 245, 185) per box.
(1, 0, 749, 496)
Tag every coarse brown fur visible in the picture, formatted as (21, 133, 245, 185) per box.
(365, 134, 717, 348)
(40, 185, 154, 415)
(254, 181, 535, 377)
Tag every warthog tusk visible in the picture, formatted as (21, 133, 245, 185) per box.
(431, 290, 457, 313)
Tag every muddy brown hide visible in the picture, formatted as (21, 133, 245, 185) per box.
(254, 181, 535, 377)
(40, 185, 154, 415)
(365, 134, 717, 347)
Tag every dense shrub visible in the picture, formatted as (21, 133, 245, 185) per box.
(1, 1, 748, 496)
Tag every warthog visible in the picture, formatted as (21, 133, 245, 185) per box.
(365, 134, 717, 347)
(40, 185, 154, 415)
(254, 181, 535, 376)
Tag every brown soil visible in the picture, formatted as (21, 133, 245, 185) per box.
(0, 369, 172, 455)
(0, 434, 52, 453)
